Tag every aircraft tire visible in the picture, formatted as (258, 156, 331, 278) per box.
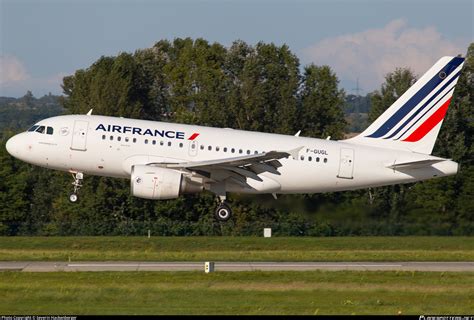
(215, 203, 232, 222)
(69, 193, 78, 203)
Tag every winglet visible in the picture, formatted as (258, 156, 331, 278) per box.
(294, 130, 301, 137)
(86, 109, 93, 116)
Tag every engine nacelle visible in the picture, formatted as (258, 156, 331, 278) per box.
(130, 165, 202, 200)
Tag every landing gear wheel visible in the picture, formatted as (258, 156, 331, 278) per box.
(69, 172, 83, 203)
(69, 193, 78, 203)
(215, 203, 232, 222)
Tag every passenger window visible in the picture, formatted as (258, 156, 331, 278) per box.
(102, 135, 106, 140)
(216, 146, 220, 151)
(36, 126, 46, 134)
(117, 136, 121, 142)
(247, 150, 250, 155)
(224, 147, 228, 152)
(28, 125, 39, 132)
(316, 157, 320, 162)
(308, 156, 312, 161)
(324, 158, 328, 163)
(179, 143, 183, 148)
(125, 137, 129, 142)
(168, 141, 172, 146)
(110, 136, 114, 141)
(231, 148, 235, 153)
(160, 141, 164, 146)
(145, 139, 149, 144)
(254, 151, 258, 154)
(133, 138, 137, 143)
(208, 146, 212, 151)
(300, 155, 304, 161)
(152, 140, 156, 145)
(46, 127, 54, 135)
(200, 145, 204, 150)
(239, 149, 243, 154)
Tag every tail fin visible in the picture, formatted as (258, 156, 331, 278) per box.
(346, 56, 465, 154)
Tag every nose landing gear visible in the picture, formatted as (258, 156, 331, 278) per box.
(69, 193, 78, 203)
(69, 172, 83, 203)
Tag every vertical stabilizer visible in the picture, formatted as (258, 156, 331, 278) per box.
(346, 56, 465, 154)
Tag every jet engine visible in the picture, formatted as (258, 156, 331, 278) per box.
(131, 165, 202, 200)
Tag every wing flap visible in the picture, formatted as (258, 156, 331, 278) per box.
(147, 146, 303, 186)
(165, 150, 291, 170)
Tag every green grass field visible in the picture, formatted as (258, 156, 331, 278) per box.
(0, 236, 473, 261)
(1, 271, 473, 315)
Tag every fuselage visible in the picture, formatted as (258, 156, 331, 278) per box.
(5, 114, 458, 195)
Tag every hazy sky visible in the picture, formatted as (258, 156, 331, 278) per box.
(1, 0, 473, 97)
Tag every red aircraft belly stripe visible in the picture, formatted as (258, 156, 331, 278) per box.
(188, 133, 200, 140)
(403, 98, 451, 142)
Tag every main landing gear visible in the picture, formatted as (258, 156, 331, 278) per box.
(69, 172, 83, 203)
(215, 202, 232, 222)
(214, 194, 233, 222)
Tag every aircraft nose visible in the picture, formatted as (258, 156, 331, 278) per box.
(5, 133, 35, 163)
(5, 135, 18, 157)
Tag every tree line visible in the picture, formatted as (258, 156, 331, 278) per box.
(0, 39, 472, 236)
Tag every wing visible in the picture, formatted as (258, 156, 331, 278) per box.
(150, 147, 303, 188)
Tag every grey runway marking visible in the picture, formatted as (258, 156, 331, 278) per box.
(67, 263, 203, 267)
(0, 261, 473, 272)
(216, 263, 403, 267)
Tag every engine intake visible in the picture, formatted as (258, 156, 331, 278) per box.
(131, 165, 202, 200)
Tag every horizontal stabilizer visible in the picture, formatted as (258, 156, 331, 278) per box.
(387, 159, 445, 170)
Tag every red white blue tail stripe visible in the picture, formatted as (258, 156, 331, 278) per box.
(365, 56, 464, 142)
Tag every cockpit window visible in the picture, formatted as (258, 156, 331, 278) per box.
(46, 127, 54, 135)
(28, 125, 39, 132)
(36, 126, 46, 134)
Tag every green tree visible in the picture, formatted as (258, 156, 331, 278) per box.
(409, 44, 474, 235)
(238, 42, 300, 134)
(223, 40, 254, 130)
(21, 91, 35, 108)
(133, 44, 172, 121)
(159, 38, 230, 126)
(61, 53, 153, 119)
(0, 134, 30, 235)
(451, 44, 474, 234)
(434, 45, 474, 162)
(365, 68, 417, 228)
(299, 65, 346, 139)
(369, 68, 417, 122)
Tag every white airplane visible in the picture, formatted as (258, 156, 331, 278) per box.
(6, 56, 465, 221)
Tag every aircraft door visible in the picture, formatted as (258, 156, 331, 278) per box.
(70, 120, 89, 151)
(188, 140, 198, 157)
(337, 148, 354, 179)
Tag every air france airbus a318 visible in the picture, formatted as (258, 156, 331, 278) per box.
(6, 56, 465, 221)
